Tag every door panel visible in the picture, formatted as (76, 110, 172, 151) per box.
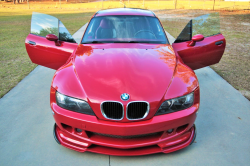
(172, 13, 226, 70)
(25, 34, 78, 70)
(172, 34, 225, 70)
(25, 12, 78, 70)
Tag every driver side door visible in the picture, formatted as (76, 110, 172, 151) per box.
(25, 12, 78, 70)
(172, 13, 226, 70)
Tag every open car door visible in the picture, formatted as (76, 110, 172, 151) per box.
(172, 13, 226, 70)
(25, 12, 78, 70)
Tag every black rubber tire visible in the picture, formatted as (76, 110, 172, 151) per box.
(53, 123, 61, 145)
(190, 124, 197, 145)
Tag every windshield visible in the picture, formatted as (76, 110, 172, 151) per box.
(82, 16, 168, 44)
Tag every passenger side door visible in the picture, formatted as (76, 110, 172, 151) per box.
(25, 12, 78, 70)
(172, 13, 226, 70)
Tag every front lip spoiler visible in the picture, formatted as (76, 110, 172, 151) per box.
(53, 123, 61, 145)
(53, 123, 196, 150)
(54, 123, 196, 156)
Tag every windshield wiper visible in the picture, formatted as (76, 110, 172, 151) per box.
(82, 41, 161, 44)
(128, 41, 141, 43)
(128, 41, 158, 43)
(81, 41, 104, 44)
(112, 41, 150, 43)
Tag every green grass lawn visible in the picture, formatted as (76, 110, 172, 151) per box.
(0, 9, 95, 98)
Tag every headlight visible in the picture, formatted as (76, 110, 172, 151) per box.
(56, 91, 95, 116)
(155, 92, 194, 115)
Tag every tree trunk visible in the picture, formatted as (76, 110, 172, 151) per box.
(13, 0, 15, 4)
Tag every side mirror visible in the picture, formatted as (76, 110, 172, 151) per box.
(46, 34, 61, 46)
(189, 34, 204, 46)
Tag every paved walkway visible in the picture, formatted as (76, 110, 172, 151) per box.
(0, 25, 250, 166)
(72, 23, 88, 44)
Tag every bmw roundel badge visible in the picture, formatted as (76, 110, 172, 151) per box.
(121, 93, 130, 101)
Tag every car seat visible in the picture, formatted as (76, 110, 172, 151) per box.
(95, 18, 113, 39)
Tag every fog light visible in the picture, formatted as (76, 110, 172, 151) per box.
(75, 128, 82, 133)
(167, 129, 173, 134)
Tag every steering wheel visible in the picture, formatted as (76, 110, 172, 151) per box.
(134, 30, 156, 39)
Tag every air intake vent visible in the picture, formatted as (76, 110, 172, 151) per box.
(127, 102, 149, 120)
(101, 101, 123, 120)
(90, 131, 161, 139)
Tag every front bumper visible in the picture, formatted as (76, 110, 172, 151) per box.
(51, 102, 199, 156)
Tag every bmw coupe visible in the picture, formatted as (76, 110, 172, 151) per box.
(25, 8, 226, 156)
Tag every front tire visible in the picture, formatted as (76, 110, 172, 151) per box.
(190, 124, 196, 145)
(53, 123, 61, 145)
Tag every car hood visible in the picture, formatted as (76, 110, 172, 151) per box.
(73, 44, 176, 105)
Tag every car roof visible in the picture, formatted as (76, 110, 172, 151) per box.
(94, 8, 155, 17)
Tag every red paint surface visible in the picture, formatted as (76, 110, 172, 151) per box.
(72, 44, 177, 122)
(25, 34, 78, 70)
(192, 34, 205, 42)
(46, 34, 59, 41)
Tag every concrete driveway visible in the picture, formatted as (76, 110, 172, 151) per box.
(0, 24, 250, 166)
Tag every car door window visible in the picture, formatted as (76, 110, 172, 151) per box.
(174, 13, 220, 43)
(192, 12, 220, 37)
(31, 12, 59, 37)
(59, 21, 76, 43)
(31, 12, 76, 43)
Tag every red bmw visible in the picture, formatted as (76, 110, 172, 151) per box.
(25, 8, 226, 156)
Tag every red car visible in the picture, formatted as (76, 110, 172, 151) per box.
(25, 8, 225, 156)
